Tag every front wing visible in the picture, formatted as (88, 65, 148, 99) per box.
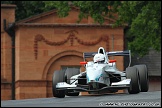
(56, 79, 131, 93)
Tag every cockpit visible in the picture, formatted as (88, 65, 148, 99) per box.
(93, 53, 105, 63)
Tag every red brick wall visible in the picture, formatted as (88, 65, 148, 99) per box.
(14, 25, 124, 99)
(1, 83, 12, 100)
(148, 76, 161, 91)
(1, 4, 16, 100)
(1, 5, 125, 100)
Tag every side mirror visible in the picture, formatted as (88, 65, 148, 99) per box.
(109, 60, 116, 63)
(80, 61, 87, 65)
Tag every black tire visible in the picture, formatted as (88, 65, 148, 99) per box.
(65, 68, 80, 96)
(126, 67, 141, 94)
(134, 65, 149, 92)
(52, 70, 65, 98)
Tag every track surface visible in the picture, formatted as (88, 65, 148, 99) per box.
(1, 91, 161, 107)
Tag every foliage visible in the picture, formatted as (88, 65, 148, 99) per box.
(45, 1, 161, 56)
(44, 1, 121, 24)
(1, 1, 161, 56)
(117, 1, 161, 56)
(1, 1, 54, 21)
(44, 1, 161, 56)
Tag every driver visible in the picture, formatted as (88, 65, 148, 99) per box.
(93, 53, 105, 63)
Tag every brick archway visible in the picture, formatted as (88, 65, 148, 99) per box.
(42, 50, 83, 80)
(42, 50, 83, 97)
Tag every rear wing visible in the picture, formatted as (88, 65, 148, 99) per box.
(106, 50, 130, 56)
(83, 50, 131, 67)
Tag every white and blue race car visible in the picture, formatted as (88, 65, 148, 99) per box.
(52, 47, 149, 98)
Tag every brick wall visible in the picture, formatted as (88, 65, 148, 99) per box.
(1, 5, 125, 100)
(15, 25, 124, 99)
(1, 4, 16, 100)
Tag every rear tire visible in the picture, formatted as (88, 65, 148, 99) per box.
(65, 68, 80, 96)
(126, 67, 141, 94)
(134, 65, 149, 92)
(52, 70, 65, 98)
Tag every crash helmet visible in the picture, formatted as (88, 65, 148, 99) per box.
(93, 53, 105, 63)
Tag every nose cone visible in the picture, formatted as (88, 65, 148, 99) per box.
(86, 66, 102, 83)
(88, 74, 99, 82)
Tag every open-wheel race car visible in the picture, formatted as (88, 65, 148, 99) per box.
(52, 47, 149, 98)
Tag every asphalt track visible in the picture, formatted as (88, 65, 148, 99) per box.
(1, 91, 161, 107)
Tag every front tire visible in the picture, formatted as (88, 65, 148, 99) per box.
(134, 65, 149, 92)
(52, 70, 65, 98)
(65, 68, 80, 96)
(126, 67, 141, 94)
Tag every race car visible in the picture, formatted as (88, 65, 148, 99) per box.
(52, 47, 149, 98)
